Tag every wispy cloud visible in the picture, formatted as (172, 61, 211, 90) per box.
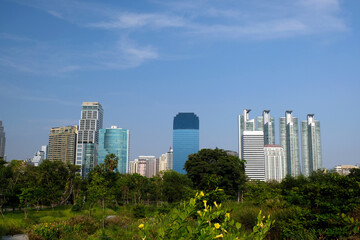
(0, 85, 78, 107)
(89, 12, 185, 29)
(1, 0, 349, 75)
(0, 33, 158, 74)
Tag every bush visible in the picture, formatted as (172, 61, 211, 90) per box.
(71, 204, 82, 212)
(157, 204, 172, 215)
(106, 215, 132, 227)
(33, 221, 81, 240)
(133, 205, 146, 219)
(68, 215, 99, 235)
(139, 189, 274, 239)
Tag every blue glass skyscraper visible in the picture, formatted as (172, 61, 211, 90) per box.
(173, 113, 199, 173)
(98, 126, 130, 174)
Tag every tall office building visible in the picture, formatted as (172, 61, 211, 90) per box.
(238, 109, 255, 159)
(301, 114, 322, 176)
(0, 121, 5, 159)
(280, 111, 300, 177)
(48, 126, 78, 164)
(242, 131, 265, 181)
(159, 147, 173, 172)
(98, 126, 130, 174)
(75, 102, 103, 177)
(264, 145, 285, 182)
(173, 113, 199, 173)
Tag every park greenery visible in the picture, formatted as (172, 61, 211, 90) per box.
(0, 148, 360, 239)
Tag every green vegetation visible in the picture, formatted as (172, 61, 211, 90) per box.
(1, 150, 360, 239)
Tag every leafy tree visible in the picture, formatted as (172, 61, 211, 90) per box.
(348, 168, 360, 182)
(162, 170, 193, 203)
(184, 148, 247, 198)
(104, 153, 119, 172)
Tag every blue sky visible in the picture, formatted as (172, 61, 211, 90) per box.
(1, 0, 359, 169)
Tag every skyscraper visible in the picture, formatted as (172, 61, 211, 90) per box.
(263, 110, 275, 145)
(242, 131, 265, 181)
(280, 111, 300, 177)
(301, 114, 322, 176)
(75, 102, 103, 177)
(238, 109, 255, 159)
(256, 110, 275, 145)
(173, 113, 199, 173)
(98, 126, 130, 174)
(48, 126, 78, 164)
(264, 145, 285, 182)
(159, 147, 173, 172)
(0, 121, 5, 159)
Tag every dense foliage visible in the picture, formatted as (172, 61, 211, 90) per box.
(1, 152, 360, 239)
(185, 148, 247, 198)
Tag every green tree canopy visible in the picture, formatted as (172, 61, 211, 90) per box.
(184, 148, 247, 198)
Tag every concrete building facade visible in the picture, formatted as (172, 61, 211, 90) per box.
(264, 145, 285, 182)
(242, 131, 265, 181)
(48, 126, 78, 164)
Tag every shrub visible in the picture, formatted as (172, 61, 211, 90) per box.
(133, 205, 146, 219)
(67, 215, 99, 235)
(139, 189, 274, 239)
(33, 221, 81, 240)
(106, 215, 132, 227)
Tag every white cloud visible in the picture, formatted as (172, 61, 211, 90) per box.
(1, 0, 349, 75)
(89, 12, 185, 29)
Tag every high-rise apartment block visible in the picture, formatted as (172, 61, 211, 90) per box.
(262, 110, 275, 145)
(129, 156, 157, 177)
(48, 126, 78, 164)
(264, 145, 285, 181)
(301, 114, 322, 176)
(30, 145, 48, 166)
(0, 121, 5, 159)
(173, 113, 199, 173)
(159, 147, 173, 172)
(280, 111, 300, 177)
(242, 131, 265, 181)
(98, 126, 130, 174)
(76, 102, 103, 177)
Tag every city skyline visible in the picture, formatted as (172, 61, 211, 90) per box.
(1, 0, 360, 168)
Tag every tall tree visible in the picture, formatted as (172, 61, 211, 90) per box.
(162, 170, 193, 203)
(185, 148, 247, 198)
(104, 153, 119, 172)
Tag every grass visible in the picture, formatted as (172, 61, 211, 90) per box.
(0, 204, 152, 238)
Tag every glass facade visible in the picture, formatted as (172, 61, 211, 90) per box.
(173, 113, 199, 173)
(279, 111, 300, 177)
(301, 115, 322, 176)
(98, 128, 130, 174)
(82, 143, 95, 177)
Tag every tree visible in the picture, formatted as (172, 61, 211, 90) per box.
(184, 148, 247, 198)
(104, 153, 119, 172)
(162, 170, 193, 203)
